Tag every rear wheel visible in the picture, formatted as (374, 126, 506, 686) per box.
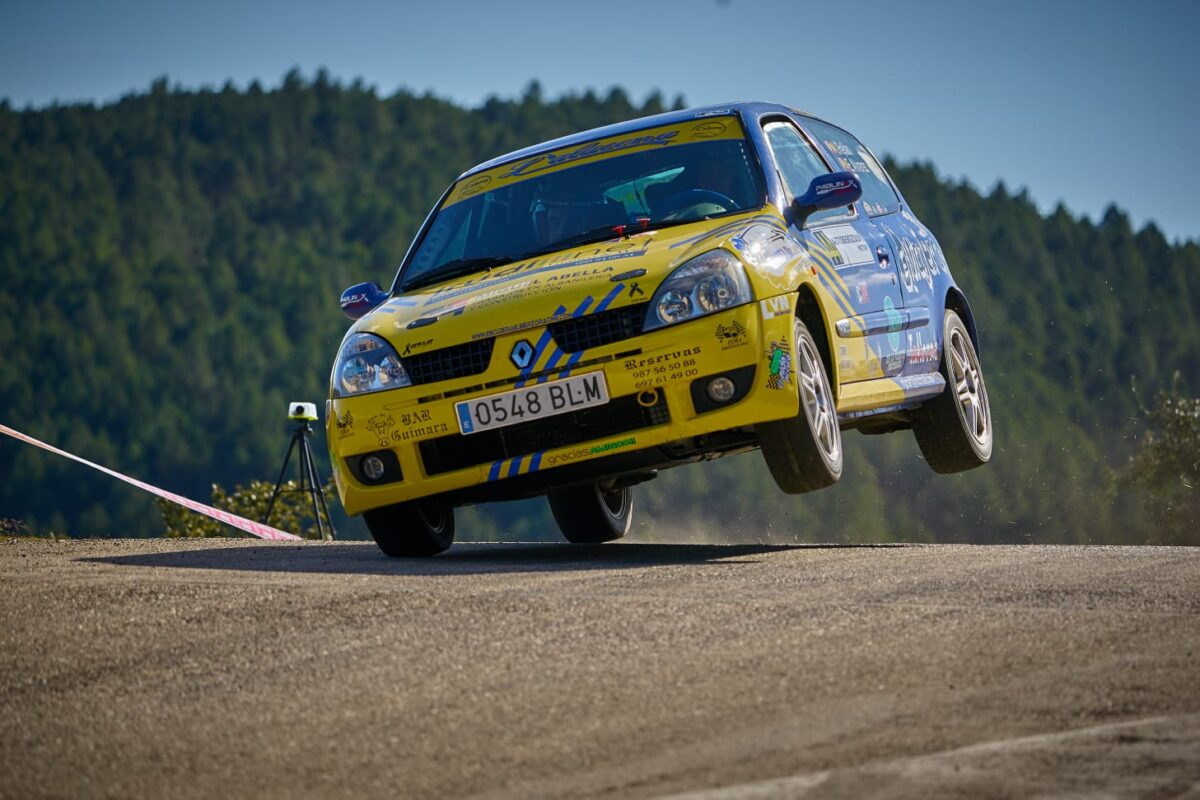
(912, 310, 993, 473)
(756, 317, 843, 494)
(548, 482, 633, 544)
(364, 497, 455, 557)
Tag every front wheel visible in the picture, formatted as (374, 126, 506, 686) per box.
(547, 483, 633, 544)
(756, 317, 843, 494)
(364, 497, 455, 557)
(912, 310, 993, 473)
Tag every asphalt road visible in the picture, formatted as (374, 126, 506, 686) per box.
(1, 538, 1198, 799)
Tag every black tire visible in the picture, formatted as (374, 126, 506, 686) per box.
(364, 497, 455, 557)
(755, 317, 843, 494)
(547, 483, 633, 544)
(912, 310, 993, 474)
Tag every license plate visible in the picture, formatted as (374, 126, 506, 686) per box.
(455, 372, 609, 435)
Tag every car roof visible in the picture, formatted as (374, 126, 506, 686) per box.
(458, 101, 818, 180)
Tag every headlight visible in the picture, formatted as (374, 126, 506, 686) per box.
(643, 249, 753, 331)
(332, 333, 412, 397)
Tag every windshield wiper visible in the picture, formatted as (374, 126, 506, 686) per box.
(518, 225, 629, 260)
(403, 255, 517, 291)
(522, 217, 718, 261)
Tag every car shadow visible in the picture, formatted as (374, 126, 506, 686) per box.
(81, 541, 907, 577)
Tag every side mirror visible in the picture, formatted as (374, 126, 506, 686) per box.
(339, 281, 388, 320)
(792, 171, 863, 224)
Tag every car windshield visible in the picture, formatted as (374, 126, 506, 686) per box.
(401, 117, 764, 290)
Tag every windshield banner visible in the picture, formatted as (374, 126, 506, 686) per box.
(444, 116, 745, 207)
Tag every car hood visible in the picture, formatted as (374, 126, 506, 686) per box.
(353, 210, 779, 353)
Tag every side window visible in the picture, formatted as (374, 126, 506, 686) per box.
(763, 121, 850, 225)
(801, 118, 901, 217)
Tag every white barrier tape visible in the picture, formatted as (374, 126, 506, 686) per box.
(0, 423, 302, 541)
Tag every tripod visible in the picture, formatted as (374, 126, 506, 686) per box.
(263, 419, 337, 540)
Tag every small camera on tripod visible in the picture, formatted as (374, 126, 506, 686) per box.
(288, 402, 318, 422)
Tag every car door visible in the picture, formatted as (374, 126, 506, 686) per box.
(799, 117, 943, 380)
(761, 118, 906, 382)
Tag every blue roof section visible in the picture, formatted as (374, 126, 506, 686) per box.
(459, 101, 805, 180)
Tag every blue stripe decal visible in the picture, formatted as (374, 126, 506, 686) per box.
(526, 306, 566, 373)
(488, 461, 502, 482)
(562, 350, 584, 374)
(541, 346, 564, 377)
(536, 295, 594, 383)
(514, 304, 568, 389)
(507, 455, 524, 478)
(529, 451, 543, 473)
(572, 295, 595, 317)
(596, 283, 624, 312)
(814, 270, 855, 319)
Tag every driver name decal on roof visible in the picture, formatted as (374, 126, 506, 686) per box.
(442, 118, 747, 207)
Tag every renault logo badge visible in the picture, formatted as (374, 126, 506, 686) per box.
(509, 339, 535, 370)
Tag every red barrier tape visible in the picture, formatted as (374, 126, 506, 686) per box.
(0, 423, 302, 541)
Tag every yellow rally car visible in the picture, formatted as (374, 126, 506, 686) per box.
(329, 102, 993, 556)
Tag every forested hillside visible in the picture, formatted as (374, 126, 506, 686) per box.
(2, 74, 1197, 543)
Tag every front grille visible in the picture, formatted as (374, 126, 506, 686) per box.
(550, 302, 648, 353)
(419, 390, 670, 476)
(404, 339, 494, 385)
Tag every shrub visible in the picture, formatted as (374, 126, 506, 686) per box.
(157, 479, 335, 540)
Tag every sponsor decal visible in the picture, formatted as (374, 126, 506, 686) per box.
(423, 239, 651, 307)
(623, 346, 702, 371)
(443, 118, 745, 207)
(836, 155, 871, 173)
(813, 225, 873, 268)
(815, 178, 853, 195)
(628, 281, 645, 298)
(389, 422, 449, 442)
(715, 321, 748, 349)
(691, 121, 727, 138)
(366, 414, 394, 446)
(470, 310, 571, 341)
(824, 139, 854, 157)
(401, 339, 432, 357)
(906, 330, 939, 366)
(760, 295, 791, 319)
(502, 131, 680, 179)
(545, 437, 637, 466)
(884, 296, 903, 352)
(458, 175, 492, 197)
(889, 230, 948, 293)
(590, 437, 636, 455)
(766, 339, 793, 390)
(335, 409, 354, 439)
(374, 409, 434, 427)
(625, 347, 701, 390)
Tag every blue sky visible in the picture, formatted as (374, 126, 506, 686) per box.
(3, 0, 1198, 242)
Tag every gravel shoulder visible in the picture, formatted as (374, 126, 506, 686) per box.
(2, 538, 1198, 799)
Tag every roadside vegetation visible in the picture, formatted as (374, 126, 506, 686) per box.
(2, 73, 1197, 544)
(155, 480, 334, 539)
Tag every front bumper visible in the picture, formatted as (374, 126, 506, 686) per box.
(328, 298, 800, 515)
